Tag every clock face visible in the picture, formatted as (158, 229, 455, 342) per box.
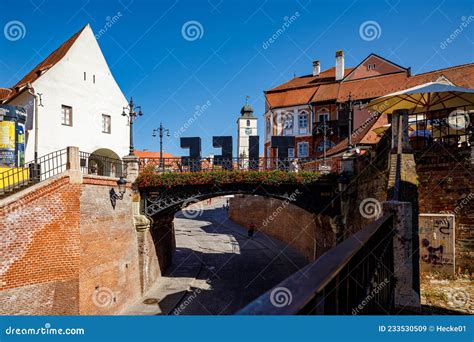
(245, 128, 252, 135)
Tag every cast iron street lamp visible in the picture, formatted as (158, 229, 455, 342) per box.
(109, 176, 127, 209)
(122, 97, 143, 156)
(337, 92, 363, 151)
(315, 120, 334, 173)
(152, 122, 170, 172)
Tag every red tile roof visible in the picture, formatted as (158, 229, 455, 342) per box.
(134, 150, 175, 159)
(1, 24, 88, 103)
(0, 88, 12, 101)
(265, 58, 474, 110)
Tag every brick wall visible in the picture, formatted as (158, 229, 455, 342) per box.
(78, 176, 141, 315)
(229, 195, 336, 261)
(417, 162, 474, 274)
(0, 173, 167, 315)
(0, 176, 80, 315)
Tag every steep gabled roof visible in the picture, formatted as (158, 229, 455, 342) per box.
(343, 53, 408, 81)
(1, 24, 88, 103)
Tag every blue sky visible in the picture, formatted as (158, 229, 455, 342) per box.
(0, 0, 473, 156)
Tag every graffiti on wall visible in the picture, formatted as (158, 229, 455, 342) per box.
(419, 214, 455, 275)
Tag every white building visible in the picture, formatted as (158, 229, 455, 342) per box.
(236, 103, 257, 159)
(0, 24, 129, 164)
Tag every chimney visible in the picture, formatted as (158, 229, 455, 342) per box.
(312, 60, 320, 76)
(335, 50, 344, 81)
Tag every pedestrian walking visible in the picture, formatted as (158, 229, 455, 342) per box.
(248, 223, 256, 238)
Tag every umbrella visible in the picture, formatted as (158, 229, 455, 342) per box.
(366, 81, 474, 114)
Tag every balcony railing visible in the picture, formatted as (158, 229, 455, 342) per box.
(139, 157, 330, 173)
(79, 151, 125, 178)
(237, 213, 395, 315)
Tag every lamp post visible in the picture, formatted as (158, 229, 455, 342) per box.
(337, 93, 363, 151)
(315, 120, 334, 172)
(152, 122, 170, 172)
(122, 97, 143, 156)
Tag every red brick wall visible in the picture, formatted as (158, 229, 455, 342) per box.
(0, 174, 150, 315)
(78, 176, 141, 315)
(417, 162, 474, 274)
(0, 176, 80, 315)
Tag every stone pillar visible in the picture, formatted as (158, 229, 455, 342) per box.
(383, 200, 420, 311)
(391, 109, 411, 154)
(123, 154, 140, 183)
(66, 146, 82, 184)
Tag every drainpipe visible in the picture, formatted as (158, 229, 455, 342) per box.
(26, 83, 39, 165)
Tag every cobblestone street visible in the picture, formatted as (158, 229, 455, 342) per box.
(125, 197, 308, 315)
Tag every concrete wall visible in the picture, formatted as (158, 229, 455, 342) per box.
(229, 195, 336, 262)
(0, 172, 168, 315)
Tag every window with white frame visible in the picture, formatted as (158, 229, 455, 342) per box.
(61, 105, 73, 126)
(298, 112, 308, 134)
(102, 114, 111, 133)
(297, 142, 309, 157)
(318, 112, 329, 122)
(284, 113, 293, 135)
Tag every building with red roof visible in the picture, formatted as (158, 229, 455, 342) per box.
(263, 51, 474, 160)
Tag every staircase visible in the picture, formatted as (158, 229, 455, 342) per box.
(0, 149, 67, 199)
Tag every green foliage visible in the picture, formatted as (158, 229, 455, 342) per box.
(136, 170, 322, 188)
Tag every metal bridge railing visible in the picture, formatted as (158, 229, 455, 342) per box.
(79, 151, 125, 178)
(139, 157, 332, 173)
(237, 213, 395, 315)
(0, 149, 67, 197)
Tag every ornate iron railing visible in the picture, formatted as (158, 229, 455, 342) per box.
(0, 149, 67, 197)
(237, 214, 395, 315)
(79, 151, 124, 178)
(139, 157, 337, 173)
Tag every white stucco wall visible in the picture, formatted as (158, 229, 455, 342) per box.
(237, 117, 257, 158)
(9, 25, 129, 161)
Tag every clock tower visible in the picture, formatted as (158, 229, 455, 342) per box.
(237, 98, 257, 160)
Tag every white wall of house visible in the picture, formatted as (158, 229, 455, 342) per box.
(9, 25, 129, 162)
(264, 105, 312, 142)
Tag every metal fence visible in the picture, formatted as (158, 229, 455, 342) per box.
(139, 157, 336, 173)
(79, 151, 125, 178)
(237, 213, 395, 315)
(0, 149, 67, 197)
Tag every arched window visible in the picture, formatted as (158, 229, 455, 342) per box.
(266, 117, 271, 135)
(283, 113, 293, 135)
(317, 108, 330, 122)
(246, 119, 250, 126)
(298, 111, 309, 134)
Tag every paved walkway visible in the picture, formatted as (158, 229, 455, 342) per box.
(124, 197, 308, 315)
